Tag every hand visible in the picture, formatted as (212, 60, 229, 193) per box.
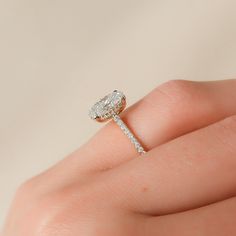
(2, 79, 236, 236)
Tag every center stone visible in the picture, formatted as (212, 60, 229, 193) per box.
(89, 90, 126, 122)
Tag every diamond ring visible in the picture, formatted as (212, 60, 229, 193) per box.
(89, 90, 146, 155)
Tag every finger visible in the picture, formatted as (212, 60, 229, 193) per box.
(34, 79, 236, 189)
(66, 79, 236, 172)
(146, 197, 236, 236)
(104, 114, 236, 215)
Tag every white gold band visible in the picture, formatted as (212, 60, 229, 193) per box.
(89, 90, 146, 155)
(113, 114, 146, 155)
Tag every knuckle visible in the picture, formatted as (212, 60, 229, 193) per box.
(14, 181, 84, 235)
(34, 192, 73, 235)
(24, 188, 78, 235)
(147, 79, 202, 113)
(26, 186, 98, 235)
(156, 79, 197, 102)
(144, 80, 201, 121)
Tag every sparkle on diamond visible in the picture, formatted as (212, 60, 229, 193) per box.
(89, 90, 126, 121)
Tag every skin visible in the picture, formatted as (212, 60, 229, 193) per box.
(2, 79, 236, 236)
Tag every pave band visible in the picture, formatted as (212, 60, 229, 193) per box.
(89, 90, 146, 155)
(112, 114, 146, 154)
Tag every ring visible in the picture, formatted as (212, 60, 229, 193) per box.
(89, 90, 146, 155)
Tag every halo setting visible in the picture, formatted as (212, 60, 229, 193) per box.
(89, 90, 126, 122)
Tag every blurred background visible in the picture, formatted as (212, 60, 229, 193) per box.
(0, 0, 236, 226)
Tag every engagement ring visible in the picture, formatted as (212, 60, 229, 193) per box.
(89, 90, 146, 155)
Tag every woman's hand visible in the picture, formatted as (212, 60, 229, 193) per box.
(2, 79, 236, 236)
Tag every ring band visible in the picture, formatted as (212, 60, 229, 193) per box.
(89, 90, 146, 155)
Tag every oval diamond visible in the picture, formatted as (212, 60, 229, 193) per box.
(89, 90, 126, 122)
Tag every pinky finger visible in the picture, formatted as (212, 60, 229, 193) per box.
(145, 197, 236, 236)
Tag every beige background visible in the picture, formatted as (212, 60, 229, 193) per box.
(0, 0, 236, 226)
